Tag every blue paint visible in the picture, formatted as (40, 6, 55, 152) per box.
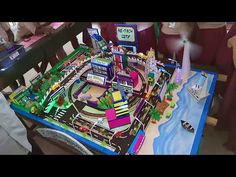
(190, 72, 217, 154)
(128, 130, 145, 155)
(153, 71, 217, 154)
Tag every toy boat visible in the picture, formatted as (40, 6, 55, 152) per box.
(188, 71, 209, 102)
(181, 120, 194, 133)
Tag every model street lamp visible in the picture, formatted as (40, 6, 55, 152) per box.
(109, 131, 117, 146)
(135, 116, 145, 132)
(144, 99, 154, 108)
(168, 58, 179, 67)
(89, 121, 98, 138)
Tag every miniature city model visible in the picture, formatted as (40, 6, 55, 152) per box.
(9, 43, 177, 155)
(9, 34, 216, 154)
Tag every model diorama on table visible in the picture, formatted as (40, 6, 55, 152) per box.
(10, 30, 217, 155)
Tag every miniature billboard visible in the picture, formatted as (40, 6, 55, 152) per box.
(87, 28, 100, 50)
(87, 73, 106, 86)
(115, 24, 138, 53)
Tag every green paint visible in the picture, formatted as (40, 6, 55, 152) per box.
(11, 103, 30, 113)
(170, 102, 176, 108)
(82, 132, 87, 138)
(62, 124, 69, 130)
(82, 84, 91, 94)
(166, 112, 172, 119)
(46, 118, 54, 123)
(45, 100, 56, 114)
(101, 140, 107, 147)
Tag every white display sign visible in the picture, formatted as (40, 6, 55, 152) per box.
(29, 72, 43, 85)
(9, 51, 20, 60)
(117, 27, 135, 42)
(87, 73, 106, 85)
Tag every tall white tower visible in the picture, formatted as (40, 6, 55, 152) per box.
(181, 40, 191, 81)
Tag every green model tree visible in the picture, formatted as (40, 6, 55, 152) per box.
(97, 92, 113, 110)
(149, 108, 161, 123)
(166, 83, 178, 96)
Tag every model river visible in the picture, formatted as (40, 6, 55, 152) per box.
(153, 72, 214, 154)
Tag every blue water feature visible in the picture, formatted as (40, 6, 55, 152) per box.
(153, 72, 214, 154)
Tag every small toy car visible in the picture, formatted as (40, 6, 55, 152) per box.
(51, 82, 60, 91)
(114, 131, 123, 138)
(79, 126, 89, 133)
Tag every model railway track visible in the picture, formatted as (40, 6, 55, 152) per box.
(80, 110, 105, 118)
(67, 64, 147, 118)
(46, 55, 172, 154)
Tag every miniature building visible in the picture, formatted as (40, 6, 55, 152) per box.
(90, 33, 108, 52)
(105, 90, 131, 129)
(157, 74, 168, 102)
(87, 73, 106, 86)
(112, 46, 128, 70)
(112, 81, 133, 93)
(174, 67, 182, 84)
(127, 130, 145, 155)
(117, 72, 133, 87)
(145, 48, 158, 79)
(114, 53, 128, 70)
(91, 58, 114, 80)
(129, 71, 138, 87)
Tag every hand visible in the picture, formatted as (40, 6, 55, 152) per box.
(64, 22, 75, 28)
(42, 26, 55, 35)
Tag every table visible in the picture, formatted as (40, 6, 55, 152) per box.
(139, 65, 218, 154)
(0, 22, 90, 91)
(10, 48, 218, 155)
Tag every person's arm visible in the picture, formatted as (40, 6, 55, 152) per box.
(1, 22, 14, 42)
(64, 22, 75, 28)
(39, 22, 52, 27)
(227, 35, 236, 69)
(24, 22, 54, 36)
(6, 29, 14, 43)
(35, 25, 54, 35)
